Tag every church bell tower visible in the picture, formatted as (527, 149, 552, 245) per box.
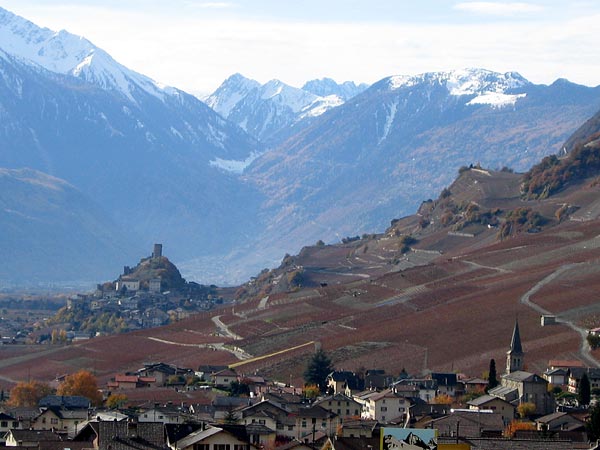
(506, 319, 524, 374)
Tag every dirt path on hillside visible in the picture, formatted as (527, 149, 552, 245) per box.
(519, 262, 600, 368)
(211, 315, 243, 340)
(147, 336, 252, 360)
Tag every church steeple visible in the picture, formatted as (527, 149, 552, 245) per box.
(506, 319, 524, 374)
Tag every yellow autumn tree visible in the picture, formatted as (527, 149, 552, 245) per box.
(106, 393, 128, 409)
(504, 419, 536, 437)
(57, 370, 102, 406)
(7, 380, 53, 407)
(432, 394, 453, 405)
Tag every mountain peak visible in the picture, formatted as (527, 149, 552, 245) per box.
(0, 6, 173, 102)
(384, 68, 530, 108)
(302, 77, 368, 100)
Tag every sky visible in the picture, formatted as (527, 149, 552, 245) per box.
(1, 0, 600, 96)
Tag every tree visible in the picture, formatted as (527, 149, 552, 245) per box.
(517, 402, 536, 419)
(432, 394, 453, 405)
(578, 372, 591, 406)
(487, 359, 498, 391)
(7, 380, 53, 407)
(57, 370, 102, 406)
(587, 402, 600, 441)
(106, 393, 128, 409)
(229, 380, 250, 397)
(303, 349, 333, 393)
(504, 419, 536, 437)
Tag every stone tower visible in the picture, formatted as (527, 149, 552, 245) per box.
(506, 319, 524, 374)
(152, 243, 163, 259)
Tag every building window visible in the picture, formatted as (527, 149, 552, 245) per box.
(276, 423, 284, 430)
(193, 444, 209, 450)
(288, 425, 294, 431)
(234, 445, 249, 450)
(381, 407, 387, 412)
(214, 445, 231, 450)
(1, 421, 7, 428)
(302, 420, 307, 428)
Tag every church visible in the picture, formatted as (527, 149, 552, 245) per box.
(488, 320, 555, 416)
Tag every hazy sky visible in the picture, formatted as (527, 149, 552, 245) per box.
(2, 0, 600, 96)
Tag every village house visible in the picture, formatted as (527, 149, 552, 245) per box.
(74, 420, 165, 450)
(429, 409, 504, 438)
(568, 367, 600, 394)
(239, 399, 295, 439)
(467, 394, 516, 426)
(137, 362, 192, 386)
(137, 405, 193, 424)
(326, 371, 364, 395)
(108, 374, 156, 390)
(212, 369, 239, 389)
(544, 367, 569, 386)
(173, 424, 253, 450)
(429, 372, 463, 398)
(313, 393, 362, 420)
(535, 411, 586, 432)
(5, 429, 65, 447)
(0, 412, 20, 443)
(392, 377, 437, 402)
(358, 389, 411, 423)
(293, 405, 339, 442)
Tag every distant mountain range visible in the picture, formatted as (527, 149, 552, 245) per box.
(205, 74, 367, 143)
(0, 7, 263, 284)
(1, 5, 600, 286)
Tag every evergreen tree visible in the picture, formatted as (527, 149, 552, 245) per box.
(587, 402, 600, 441)
(303, 349, 333, 393)
(578, 372, 591, 406)
(487, 358, 499, 391)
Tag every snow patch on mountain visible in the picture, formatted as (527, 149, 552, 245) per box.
(299, 95, 344, 118)
(387, 68, 529, 106)
(467, 92, 527, 107)
(378, 100, 398, 144)
(209, 151, 261, 174)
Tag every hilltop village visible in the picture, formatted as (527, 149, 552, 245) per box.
(41, 245, 225, 340)
(1, 321, 600, 450)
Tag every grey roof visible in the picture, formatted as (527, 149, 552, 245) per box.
(467, 394, 512, 407)
(39, 395, 91, 409)
(503, 370, 545, 383)
(430, 372, 459, 387)
(488, 385, 518, 398)
(8, 429, 63, 442)
(244, 423, 275, 435)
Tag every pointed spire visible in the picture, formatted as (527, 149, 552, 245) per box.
(506, 319, 525, 374)
(509, 319, 523, 354)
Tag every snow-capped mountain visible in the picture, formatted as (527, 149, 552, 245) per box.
(244, 69, 600, 264)
(206, 74, 353, 143)
(302, 77, 369, 101)
(0, 6, 174, 101)
(383, 68, 529, 108)
(0, 6, 264, 283)
(205, 73, 261, 118)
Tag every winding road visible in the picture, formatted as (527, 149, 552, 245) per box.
(519, 262, 600, 368)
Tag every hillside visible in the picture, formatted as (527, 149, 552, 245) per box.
(0, 168, 139, 285)
(3, 156, 600, 391)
